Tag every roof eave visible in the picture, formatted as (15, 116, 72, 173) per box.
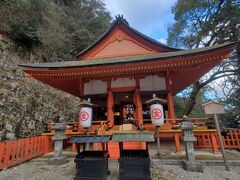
(19, 41, 238, 71)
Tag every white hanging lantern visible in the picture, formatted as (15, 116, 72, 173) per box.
(150, 103, 164, 126)
(79, 98, 96, 128)
(146, 94, 166, 127)
(79, 107, 92, 128)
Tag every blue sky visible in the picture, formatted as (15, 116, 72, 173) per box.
(103, 0, 177, 44)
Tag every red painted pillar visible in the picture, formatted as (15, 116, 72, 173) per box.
(107, 90, 114, 128)
(134, 88, 143, 127)
(165, 71, 176, 122)
(174, 133, 181, 152)
(78, 79, 84, 132)
(211, 133, 220, 153)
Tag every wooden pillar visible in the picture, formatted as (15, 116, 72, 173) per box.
(165, 71, 176, 123)
(167, 92, 175, 119)
(134, 78, 143, 127)
(78, 79, 84, 132)
(174, 133, 181, 152)
(71, 144, 76, 152)
(134, 88, 143, 127)
(211, 133, 220, 153)
(107, 90, 114, 128)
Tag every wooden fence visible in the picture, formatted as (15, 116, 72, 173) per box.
(0, 135, 54, 170)
(194, 129, 240, 152)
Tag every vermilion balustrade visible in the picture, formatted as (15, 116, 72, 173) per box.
(0, 135, 53, 170)
(194, 129, 240, 152)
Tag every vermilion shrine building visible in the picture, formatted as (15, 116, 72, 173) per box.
(20, 16, 238, 155)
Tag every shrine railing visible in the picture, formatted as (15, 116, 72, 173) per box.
(46, 121, 107, 133)
(194, 129, 240, 151)
(0, 135, 54, 170)
(143, 118, 214, 129)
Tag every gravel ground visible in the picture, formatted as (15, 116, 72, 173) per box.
(0, 158, 239, 180)
(151, 164, 240, 180)
(0, 158, 75, 180)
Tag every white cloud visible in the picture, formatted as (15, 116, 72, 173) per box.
(103, 0, 177, 41)
(158, 38, 167, 44)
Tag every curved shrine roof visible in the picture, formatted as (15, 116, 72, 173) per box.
(19, 42, 236, 69)
(19, 16, 238, 97)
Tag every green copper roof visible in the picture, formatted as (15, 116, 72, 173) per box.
(112, 132, 155, 142)
(19, 42, 237, 70)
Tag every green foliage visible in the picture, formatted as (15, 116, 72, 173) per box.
(0, 0, 111, 61)
(174, 91, 206, 118)
(0, 0, 48, 48)
(167, 0, 240, 48)
(221, 65, 240, 128)
(168, 0, 240, 128)
(0, 41, 12, 50)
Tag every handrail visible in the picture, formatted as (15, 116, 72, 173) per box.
(0, 136, 54, 170)
(143, 118, 213, 128)
(47, 121, 108, 132)
(143, 118, 210, 121)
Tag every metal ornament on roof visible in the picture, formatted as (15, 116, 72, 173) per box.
(145, 94, 166, 127)
(79, 98, 97, 128)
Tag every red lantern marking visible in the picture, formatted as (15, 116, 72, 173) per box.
(80, 111, 89, 121)
(152, 108, 162, 120)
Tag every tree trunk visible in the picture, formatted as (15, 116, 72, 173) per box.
(184, 81, 201, 116)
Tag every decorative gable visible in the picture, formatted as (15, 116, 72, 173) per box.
(76, 16, 179, 60)
(79, 27, 157, 60)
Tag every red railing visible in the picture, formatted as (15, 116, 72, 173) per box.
(0, 135, 54, 170)
(143, 118, 214, 130)
(194, 129, 240, 152)
(222, 129, 240, 148)
(46, 121, 107, 133)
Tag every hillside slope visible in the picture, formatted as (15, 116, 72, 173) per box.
(0, 40, 79, 140)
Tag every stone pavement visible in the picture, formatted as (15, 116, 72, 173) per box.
(0, 148, 240, 180)
(107, 161, 119, 180)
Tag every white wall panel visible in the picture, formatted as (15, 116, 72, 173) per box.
(84, 80, 107, 95)
(111, 78, 135, 88)
(140, 75, 166, 91)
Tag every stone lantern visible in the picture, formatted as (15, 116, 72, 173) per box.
(181, 116, 203, 172)
(48, 122, 67, 165)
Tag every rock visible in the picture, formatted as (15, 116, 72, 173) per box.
(9, 82, 18, 91)
(28, 120, 36, 130)
(0, 131, 4, 141)
(0, 102, 4, 107)
(6, 132, 16, 140)
(5, 123, 13, 132)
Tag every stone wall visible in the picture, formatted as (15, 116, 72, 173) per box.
(0, 44, 79, 140)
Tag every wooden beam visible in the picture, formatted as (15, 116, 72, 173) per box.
(111, 86, 136, 93)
